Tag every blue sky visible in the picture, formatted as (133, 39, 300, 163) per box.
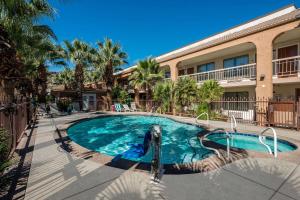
(46, 0, 300, 71)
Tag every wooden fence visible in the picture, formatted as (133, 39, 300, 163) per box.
(0, 98, 34, 157)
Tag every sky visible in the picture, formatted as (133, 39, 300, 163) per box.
(46, 0, 300, 71)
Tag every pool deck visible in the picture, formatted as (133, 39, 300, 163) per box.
(24, 112, 300, 200)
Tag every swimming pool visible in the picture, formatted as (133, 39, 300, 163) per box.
(206, 132, 297, 153)
(67, 115, 213, 164)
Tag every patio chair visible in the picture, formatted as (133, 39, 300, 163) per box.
(114, 103, 123, 112)
(122, 104, 132, 112)
(130, 102, 140, 112)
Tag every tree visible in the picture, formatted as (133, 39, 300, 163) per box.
(96, 38, 127, 108)
(63, 39, 94, 110)
(23, 38, 66, 102)
(174, 76, 199, 110)
(51, 67, 76, 90)
(198, 80, 224, 104)
(153, 81, 175, 113)
(0, 0, 56, 101)
(84, 68, 104, 85)
(129, 57, 163, 110)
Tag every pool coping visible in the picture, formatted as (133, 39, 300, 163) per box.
(54, 112, 300, 174)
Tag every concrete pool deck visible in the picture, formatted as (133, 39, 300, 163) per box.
(24, 112, 300, 200)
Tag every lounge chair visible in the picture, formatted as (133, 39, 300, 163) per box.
(130, 102, 140, 112)
(114, 103, 123, 112)
(122, 104, 132, 112)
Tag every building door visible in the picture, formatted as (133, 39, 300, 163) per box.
(277, 45, 298, 76)
(82, 93, 96, 111)
(295, 88, 300, 102)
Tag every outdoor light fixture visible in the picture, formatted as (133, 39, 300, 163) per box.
(260, 74, 265, 81)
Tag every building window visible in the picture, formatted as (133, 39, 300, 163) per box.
(165, 71, 171, 78)
(223, 92, 249, 111)
(197, 62, 215, 73)
(187, 67, 194, 74)
(178, 69, 185, 76)
(224, 91, 249, 99)
(223, 55, 249, 68)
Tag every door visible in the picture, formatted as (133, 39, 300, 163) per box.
(82, 95, 89, 111)
(82, 94, 96, 111)
(295, 88, 300, 102)
(277, 45, 298, 76)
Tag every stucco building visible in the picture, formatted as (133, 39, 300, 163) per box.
(115, 5, 300, 102)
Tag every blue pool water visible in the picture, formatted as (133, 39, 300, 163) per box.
(207, 132, 297, 153)
(67, 115, 213, 164)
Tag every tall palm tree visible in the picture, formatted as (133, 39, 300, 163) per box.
(33, 39, 65, 101)
(0, 0, 56, 101)
(129, 58, 163, 110)
(64, 39, 94, 110)
(51, 67, 75, 89)
(96, 38, 127, 108)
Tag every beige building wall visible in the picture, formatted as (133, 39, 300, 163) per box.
(177, 50, 256, 72)
(273, 83, 300, 99)
(224, 86, 256, 98)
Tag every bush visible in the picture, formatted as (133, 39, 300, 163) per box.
(57, 98, 72, 112)
(119, 90, 131, 104)
(175, 77, 199, 110)
(0, 128, 10, 172)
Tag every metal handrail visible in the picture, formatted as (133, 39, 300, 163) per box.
(230, 115, 237, 133)
(272, 55, 300, 62)
(258, 127, 278, 158)
(200, 128, 231, 158)
(195, 112, 209, 126)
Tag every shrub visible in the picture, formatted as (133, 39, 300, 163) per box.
(175, 77, 199, 110)
(153, 81, 175, 113)
(0, 128, 10, 172)
(57, 98, 72, 112)
(119, 90, 131, 104)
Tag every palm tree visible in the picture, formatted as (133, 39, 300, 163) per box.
(96, 38, 127, 108)
(64, 39, 94, 110)
(153, 81, 175, 113)
(198, 80, 224, 104)
(0, 0, 56, 101)
(129, 58, 164, 110)
(175, 76, 199, 111)
(21, 35, 66, 102)
(51, 67, 76, 89)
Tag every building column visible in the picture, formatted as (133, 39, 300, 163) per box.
(255, 39, 274, 100)
(134, 88, 140, 107)
(169, 61, 179, 82)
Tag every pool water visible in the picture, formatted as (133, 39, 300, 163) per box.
(207, 133, 297, 153)
(67, 115, 213, 164)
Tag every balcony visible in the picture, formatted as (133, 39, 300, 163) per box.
(273, 55, 300, 78)
(179, 63, 256, 84)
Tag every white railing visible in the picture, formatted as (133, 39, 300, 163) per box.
(273, 55, 300, 77)
(258, 127, 278, 158)
(200, 128, 231, 158)
(195, 112, 209, 126)
(230, 115, 237, 133)
(179, 63, 256, 83)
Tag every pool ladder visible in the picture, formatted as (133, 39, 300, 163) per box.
(200, 128, 231, 159)
(258, 127, 278, 158)
(230, 115, 237, 133)
(195, 112, 209, 126)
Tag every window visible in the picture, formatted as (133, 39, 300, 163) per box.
(187, 67, 194, 74)
(197, 62, 215, 73)
(224, 92, 249, 99)
(223, 92, 249, 111)
(165, 71, 171, 78)
(178, 69, 185, 76)
(224, 55, 249, 68)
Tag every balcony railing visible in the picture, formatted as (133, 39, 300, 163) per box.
(272, 55, 300, 77)
(179, 63, 256, 83)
